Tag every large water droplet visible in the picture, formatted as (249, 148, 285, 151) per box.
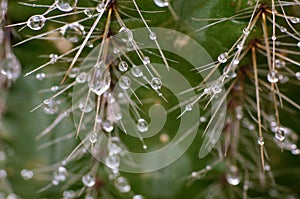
(88, 63, 111, 96)
(154, 0, 169, 7)
(115, 176, 131, 193)
(27, 15, 46, 30)
(60, 22, 85, 43)
(55, 0, 77, 12)
(82, 174, 96, 187)
(137, 118, 148, 133)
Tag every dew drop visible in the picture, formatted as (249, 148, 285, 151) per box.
(119, 27, 133, 42)
(154, 0, 169, 7)
(217, 52, 228, 63)
(199, 116, 207, 122)
(76, 72, 87, 83)
(142, 56, 150, 65)
(6, 193, 18, 199)
(119, 76, 131, 90)
(102, 120, 114, 133)
(137, 118, 148, 133)
(53, 166, 68, 182)
(49, 54, 58, 64)
(275, 59, 285, 68)
(0, 169, 7, 178)
(295, 72, 300, 80)
(78, 99, 93, 113)
(96, 2, 105, 13)
(185, 103, 193, 111)
(43, 99, 59, 115)
(27, 15, 46, 30)
(131, 65, 143, 77)
(105, 154, 120, 169)
(291, 149, 300, 155)
(108, 137, 122, 155)
(118, 61, 129, 72)
(55, 0, 77, 12)
(297, 42, 300, 48)
(60, 22, 85, 43)
(226, 166, 241, 186)
(257, 137, 264, 146)
(151, 77, 162, 90)
(271, 35, 276, 41)
(267, 70, 279, 83)
(115, 176, 131, 193)
(243, 28, 250, 35)
(0, 53, 21, 81)
(88, 64, 111, 96)
(20, 169, 34, 180)
(149, 31, 157, 40)
(274, 126, 286, 142)
(280, 26, 287, 33)
(89, 133, 98, 144)
(211, 82, 222, 94)
(290, 17, 300, 24)
(133, 195, 143, 199)
(84, 9, 94, 17)
(82, 174, 96, 187)
(63, 190, 75, 199)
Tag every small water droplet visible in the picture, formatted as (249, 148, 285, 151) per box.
(154, 0, 169, 7)
(264, 164, 271, 171)
(185, 103, 193, 111)
(290, 17, 300, 24)
(82, 174, 96, 187)
(102, 120, 114, 133)
(274, 126, 286, 142)
(6, 193, 18, 199)
(108, 137, 122, 154)
(49, 54, 58, 64)
(0, 53, 21, 81)
(295, 72, 300, 80)
(211, 82, 222, 94)
(267, 70, 279, 83)
(226, 166, 241, 186)
(119, 76, 131, 90)
(271, 35, 276, 41)
(297, 42, 300, 48)
(89, 133, 98, 144)
(84, 9, 94, 17)
(133, 195, 143, 199)
(218, 52, 228, 63)
(0, 169, 7, 178)
(257, 137, 264, 146)
(21, 169, 34, 180)
(149, 31, 157, 40)
(119, 27, 133, 42)
(142, 56, 150, 65)
(280, 26, 287, 33)
(60, 22, 85, 43)
(137, 118, 148, 133)
(96, 2, 105, 13)
(199, 116, 207, 122)
(118, 61, 129, 72)
(55, 0, 77, 12)
(131, 65, 143, 77)
(76, 72, 87, 83)
(291, 149, 300, 155)
(275, 59, 285, 68)
(43, 99, 59, 115)
(151, 77, 162, 90)
(78, 99, 93, 113)
(105, 154, 120, 169)
(27, 15, 46, 30)
(63, 190, 75, 199)
(53, 166, 68, 182)
(243, 28, 250, 35)
(115, 176, 131, 193)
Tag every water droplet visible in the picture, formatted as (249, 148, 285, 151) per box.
(6, 193, 18, 199)
(0, 53, 21, 81)
(275, 59, 285, 68)
(199, 117, 207, 122)
(115, 176, 131, 193)
(131, 65, 143, 77)
(154, 0, 169, 7)
(290, 17, 300, 24)
(133, 195, 143, 199)
(264, 164, 271, 171)
(297, 42, 300, 48)
(82, 174, 96, 187)
(84, 9, 94, 17)
(43, 99, 59, 115)
(119, 27, 133, 42)
(218, 52, 228, 63)
(291, 149, 300, 155)
(53, 166, 68, 182)
(118, 61, 128, 72)
(88, 64, 111, 95)
(27, 15, 46, 30)
(235, 106, 243, 120)
(60, 22, 85, 43)
(137, 118, 148, 133)
(149, 31, 157, 40)
(274, 126, 286, 142)
(105, 154, 120, 169)
(243, 28, 250, 35)
(271, 35, 276, 41)
(49, 54, 58, 64)
(96, 2, 105, 13)
(89, 133, 98, 144)
(257, 137, 264, 146)
(75, 72, 86, 83)
(226, 166, 241, 186)
(108, 137, 122, 154)
(55, 0, 77, 12)
(185, 103, 193, 111)
(267, 70, 279, 83)
(142, 56, 150, 65)
(280, 26, 287, 33)
(211, 82, 222, 94)
(102, 120, 114, 132)
(151, 77, 162, 90)
(21, 169, 34, 180)
(119, 76, 131, 90)
(78, 99, 93, 113)
(63, 190, 75, 199)
(0, 170, 7, 178)
(295, 72, 300, 80)
(51, 86, 59, 92)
